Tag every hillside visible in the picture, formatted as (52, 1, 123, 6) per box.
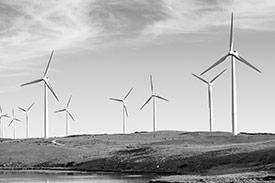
(1, 131, 275, 178)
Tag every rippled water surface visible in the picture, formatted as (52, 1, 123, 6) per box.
(0, 171, 155, 183)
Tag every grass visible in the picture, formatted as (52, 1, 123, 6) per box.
(1, 131, 275, 181)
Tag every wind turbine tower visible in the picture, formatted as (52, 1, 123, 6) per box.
(21, 51, 59, 138)
(55, 95, 75, 136)
(200, 13, 261, 135)
(18, 103, 35, 138)
(192, 69, 226, 132)
(140, 75, 168, 132)
(110, 88, 133, 134)
(8, 109, 21, 139)
(0, 105, 10, 138)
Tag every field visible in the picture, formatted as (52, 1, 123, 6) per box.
(1, 131, 275, 182)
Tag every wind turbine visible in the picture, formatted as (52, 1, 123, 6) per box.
(110, 87, 133, 134)
(55, 95, 75, 136)
(192, 69, 226, 132)
(8, 109, 21, 139)
(200, 13, 261, 135)
(21, 50, 59, 138)
(18, 103, 35, 138)
(0, 105, 10, 138)
(140, 75, 168, 132)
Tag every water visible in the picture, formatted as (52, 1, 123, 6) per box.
(0, 171, 156, 183)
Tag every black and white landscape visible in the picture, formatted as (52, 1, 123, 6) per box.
(1, 1, 275, 183)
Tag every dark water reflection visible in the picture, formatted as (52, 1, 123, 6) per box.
(0, 171, 156, 183)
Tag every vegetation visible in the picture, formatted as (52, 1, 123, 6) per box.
(1, 131, 275, 182)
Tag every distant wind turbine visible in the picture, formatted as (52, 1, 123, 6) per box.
(18, 103, 35, 138)
(55, 95, 75, 136)
(140, 75, 168, 132)
(21, 51, 59, 138)
(192, 69, 226, 132)
(110, 87, 133, 134)
(200, 13, 261, 135)
(0, 105, 10, 138)
(8, 109, 21, 139)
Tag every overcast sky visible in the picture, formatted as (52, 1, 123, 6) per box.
(1, 0, 275, 138)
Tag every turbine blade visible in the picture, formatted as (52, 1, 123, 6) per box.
(237, 55, 261, 73)
(21, 79, 43, 87)
(123, 104, 129, 117)
(15, 118, 21, 122)
(3, 114, 10, 118)
(43, 50, 54, 77)
(140, 96, 152, 110)
(123, 87, 133, 100)
(0, 105, 2, 114)
(45, 81, 59, 101)
(210, 69, 227, 83)
(192, 73, 208, 84)
(28, 102, 35, 111)
(55, 109, 66, 113)
(150, 75, 154, 93)
(109, 98, 123, 102)
(200, 54, 229, 75)
(155, 95, 169, 102)
(18, 107, 27, 112)
(8, 120, 14, 127)
(229, 12, 234, 52)
(66, 95, 72, 108)
(67, 110, 75, 121)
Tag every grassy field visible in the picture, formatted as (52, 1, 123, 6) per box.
(1, 131, 275, 182)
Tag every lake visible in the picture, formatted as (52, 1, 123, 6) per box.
(0, 171, 156, 183)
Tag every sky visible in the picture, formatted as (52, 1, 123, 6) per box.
(0, 0, 275, 138)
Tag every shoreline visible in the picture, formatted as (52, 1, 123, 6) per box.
(149, 171, 275, 183)
(0, 167, 168, 176)
(2, 168, 275, 183)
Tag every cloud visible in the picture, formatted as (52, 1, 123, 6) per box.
(142, 0, 275, 37)
(0, 0, 167, 71)
(0, 0, 102, 68)
(1, 0, 275, 73)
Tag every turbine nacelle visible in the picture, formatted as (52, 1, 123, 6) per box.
(55, 95, 75, 121)
(140, 76, 168, 110)
(229, 50, 238, 56)
(43, 76, 50, 82)
(20, 51, 59, 102)
(0, 114, 10, 121)
(110, 87, 133, 118)
(8, 109, 21, 127)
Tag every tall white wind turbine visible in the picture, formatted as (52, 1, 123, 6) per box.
(8, 109, 21, 139)
(110, 88, 133, 134)
(140, 75, 168, 132)
(18, 103, 35, 138)
(0, 105, 10, 138)
(200, 13, 261, 135)
(21, 51, 59, 138)
(192, 69, 226, 132)
(55, 95, 75, 136)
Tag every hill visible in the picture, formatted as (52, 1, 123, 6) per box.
(1, 131, 275, 181)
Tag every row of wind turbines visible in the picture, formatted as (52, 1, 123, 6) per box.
(0, 12, 261, 139)
(0, 104, 34, 139)
(0, 51, 75, 139)
(110, 12, 261, 136)
(110, 75, 169, 134)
